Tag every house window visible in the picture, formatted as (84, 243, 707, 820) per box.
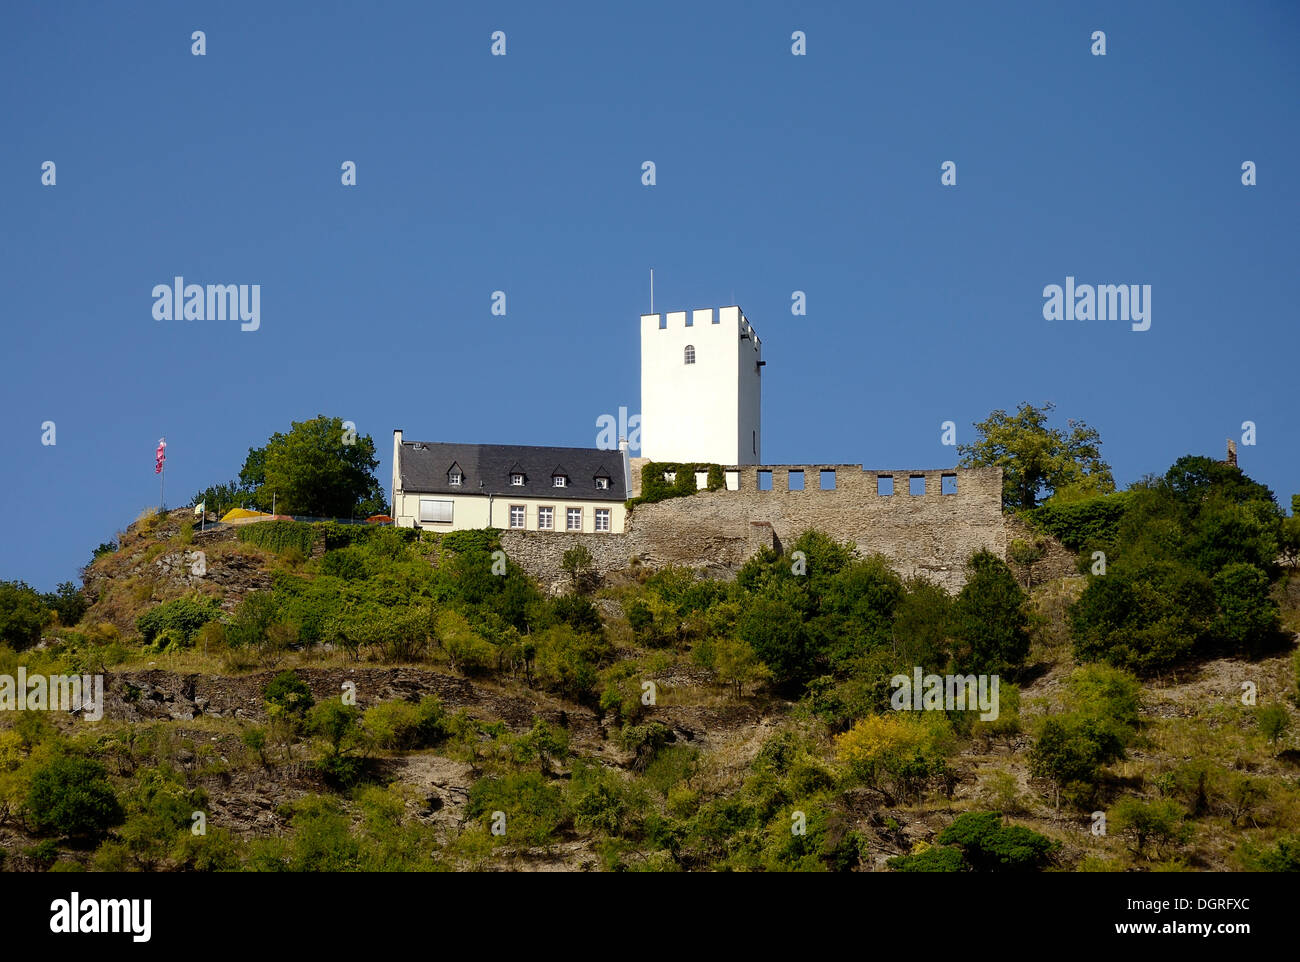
(595, 477, 609, 490)
(509, 505, 525, 529)
(595, 509, 610, 532)
(566, 507, 582, 531)
(418, 499, 453, 524)
(449, 471, 462, 486)
(511, 473, 524, 486)
(553, 475, 567, 488)
(538, 506, 554, 530)
(684, 345, 695, 364)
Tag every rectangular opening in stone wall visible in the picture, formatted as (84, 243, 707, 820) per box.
(694, 471, 708, 489)
(725, 470, 740, 490)
(820, 469, 836, 490)
(909, 475, 926, 496)
(788, 470, 805, 491)
(757, 470, 773, 491)
(877, 475, 893, 496)
(942, 473, 958, 495)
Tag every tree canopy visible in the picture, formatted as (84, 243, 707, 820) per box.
(959, 402, 1114, 510)
(193, 415, 387, 519)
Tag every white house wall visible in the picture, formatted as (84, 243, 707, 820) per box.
(392, 490, 626, 534)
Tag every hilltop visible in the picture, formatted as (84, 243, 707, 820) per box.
(2, 455, 1298, 872)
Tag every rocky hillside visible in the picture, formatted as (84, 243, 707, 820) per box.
(3, 497, 1298, 873)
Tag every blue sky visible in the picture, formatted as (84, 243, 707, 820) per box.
(3, 1, 1297, 590)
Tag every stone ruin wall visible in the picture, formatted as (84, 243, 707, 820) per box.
(503, 463, 1018, 595)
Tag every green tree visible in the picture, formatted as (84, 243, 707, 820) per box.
(959, 402, 1114, 509)
(936, 811, 1060, 871)
(950, 550, 1030, 675)
(0, 580, 51, 650)
(26, 757, 124, 840)
(738, 597, 815, 688)
(42, 582, 88, 628)
(189, 480, 248, 517)
(1110, 797, 1188, 857)
(227, 591, 280, 649)
(1028, 717, 1125, 809)
(1258, 704, 1290, 750)
(242, 416, 385, 518)
(1211, 563, 1281, 655)
(308, 701, 367, 786)
(561, 544, 595, 591)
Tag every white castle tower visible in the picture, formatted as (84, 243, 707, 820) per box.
(640, 305, 763, 465)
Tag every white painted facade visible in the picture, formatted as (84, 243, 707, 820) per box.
(391, 489, 627, 534)
(390, 430, 627, 534)
(639, 305, 762, 465)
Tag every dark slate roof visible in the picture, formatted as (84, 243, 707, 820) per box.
(398, 441, 627, 500)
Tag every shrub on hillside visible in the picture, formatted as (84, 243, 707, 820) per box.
(26, 757, 124, 840)
(441, 529, 501, 555)
(263, 670, 314, 719)
(932, 811, 1059, 871)
(237, 521, 316, 557)
(466, 772, 566, 845)
(135, 596, 221, 645)
(226, 591, 280, 649)
(836, 713, 955, 803)
(1068, 457, 1286, 674)
(320, 546, 370, 580)
(1028, 492, 1131, 553)
(364, 697, 449, 750)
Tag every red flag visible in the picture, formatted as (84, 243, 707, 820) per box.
(155, 437, 167, 474)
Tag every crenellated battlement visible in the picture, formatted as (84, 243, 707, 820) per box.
(640, 305, 761, 350)
(506, 461, 1007, 594)
(629, 460, 998, 502)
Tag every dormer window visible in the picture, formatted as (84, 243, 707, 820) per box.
(449, 470, 462, 486)
(553, 475, 567, 488)
(511, 473, 525, 486)
(595, 477, 609, 490)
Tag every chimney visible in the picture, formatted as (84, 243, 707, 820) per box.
(1226, 438, 1237, 467)
(392, 429, 404, 520)
(619, 436, 631, 494)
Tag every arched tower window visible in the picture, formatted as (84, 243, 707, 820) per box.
(684, 345, 695, 365)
